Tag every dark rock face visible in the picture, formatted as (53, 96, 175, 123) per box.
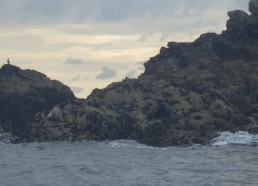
(0, 64, 75, 138)
(249, 0, 258, 16)
(223, 1, 258, 42)
(10, 0, 258, 146)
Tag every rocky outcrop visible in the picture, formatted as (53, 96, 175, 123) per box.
(6, 0, 258, 146)
(0, 64, 75, 138)
(223, 0, 258, 41)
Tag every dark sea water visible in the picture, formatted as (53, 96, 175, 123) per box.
(1, 132, 258, 186)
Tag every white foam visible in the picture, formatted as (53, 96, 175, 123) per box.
(107, 140, 149, 149)
(107, 140, 171, 150)
(212, 131, 258, 146)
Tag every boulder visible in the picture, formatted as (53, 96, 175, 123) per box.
(226, 10, 248, 31)
(46, 106, 63, 121)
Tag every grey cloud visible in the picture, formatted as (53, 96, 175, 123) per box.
(160, 33, 170, 42)
(138, 65, 145, 71)
(65, 57, 84, 65)
(70, 86, 84, 94)
(126, 70, 137, 78)
(0, 0, 249, 26)
(138, 32, 153, 42)
(96, 67, 116, 79)
(135, 61, 145, 71)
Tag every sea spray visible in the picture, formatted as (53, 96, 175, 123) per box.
(212, 131, 258, 146)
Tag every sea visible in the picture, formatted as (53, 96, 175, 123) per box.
(1, 131, 258, 186)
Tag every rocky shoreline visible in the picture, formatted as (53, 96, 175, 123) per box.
(1, 0, 258, 146)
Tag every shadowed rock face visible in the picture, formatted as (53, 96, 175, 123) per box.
(0, 64, 75, 138)
(250, 0, 258, 16)
(9, 0, 258, 146)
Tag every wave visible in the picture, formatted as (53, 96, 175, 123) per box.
(212, 131, 258, 146)
(2, 131, 258, 147)
(107, 140, 153, 149)
(106, 140, 172, 150)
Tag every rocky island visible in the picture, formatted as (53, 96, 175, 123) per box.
(1, 0, 258, 146)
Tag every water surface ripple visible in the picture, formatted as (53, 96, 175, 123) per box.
(0, 140, 258, 186)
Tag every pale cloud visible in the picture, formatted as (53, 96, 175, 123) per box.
(70, 75, 80, 81)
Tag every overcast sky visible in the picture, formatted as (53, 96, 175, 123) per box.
(0, 0, 249, 97)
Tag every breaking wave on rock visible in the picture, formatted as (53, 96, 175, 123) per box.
(212, 131, 258, 146)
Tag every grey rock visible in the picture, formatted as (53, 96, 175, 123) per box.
(46, 106, 63, 121)
(209, 99, 228, 110)
(227, 10, 248, 31)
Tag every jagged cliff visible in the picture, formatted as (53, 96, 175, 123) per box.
(0, 64, 75, 138)
(3, 0, 258, 146)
